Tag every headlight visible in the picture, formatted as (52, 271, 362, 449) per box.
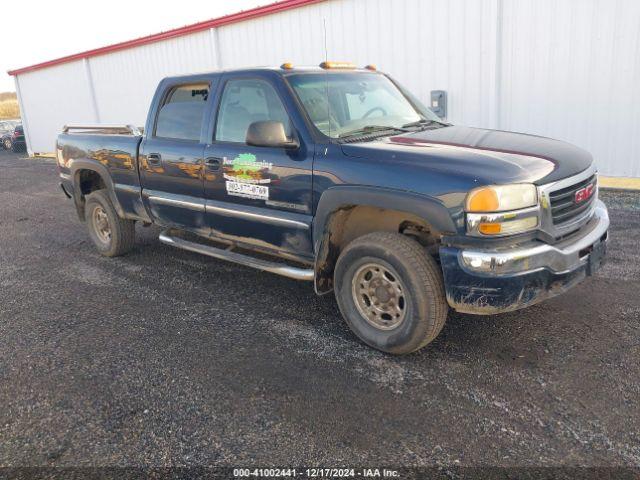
(465, 184, 539, 236)
(466, 184, 538, 212)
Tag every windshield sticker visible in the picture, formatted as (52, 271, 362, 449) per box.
(223, 153, 273, 184)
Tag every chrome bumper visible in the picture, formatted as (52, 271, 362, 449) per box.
(459, 200, 609, 276)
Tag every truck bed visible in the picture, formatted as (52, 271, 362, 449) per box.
(56, 124, 147, 222)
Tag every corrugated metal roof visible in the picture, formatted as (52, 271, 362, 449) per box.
(7, 0, 325, 76)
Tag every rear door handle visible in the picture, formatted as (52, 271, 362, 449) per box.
(205, 156, 222, 170)
(148, 153, 162, 165)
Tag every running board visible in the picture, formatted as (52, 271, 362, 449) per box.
(159, 231, 314, 281)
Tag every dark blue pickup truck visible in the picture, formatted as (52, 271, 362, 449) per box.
(56, 62, 609, 354)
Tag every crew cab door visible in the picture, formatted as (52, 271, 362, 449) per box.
(202, 73, 314, 259)
(139, 78, 215, 236)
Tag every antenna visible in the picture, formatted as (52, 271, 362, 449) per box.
(323, 18, 328, 63)
(323, 18, 330, 138)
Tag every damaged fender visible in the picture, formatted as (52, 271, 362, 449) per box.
(312, 185, 457, 294)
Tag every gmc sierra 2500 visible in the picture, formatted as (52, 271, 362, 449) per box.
(56, 62, 609, 354)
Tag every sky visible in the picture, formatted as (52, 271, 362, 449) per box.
(0, 0, 268, 92)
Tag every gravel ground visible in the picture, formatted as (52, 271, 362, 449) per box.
(0, 151, 639, 471)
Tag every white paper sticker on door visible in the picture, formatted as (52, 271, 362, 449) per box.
(225, 181, 269, 200)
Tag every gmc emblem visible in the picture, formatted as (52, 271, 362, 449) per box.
(575, 183, 595, 204)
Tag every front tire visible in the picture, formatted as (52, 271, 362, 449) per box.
(334, 232, 448, 355)
(85, 190, 135, 257)
(3, 138, 12, 150)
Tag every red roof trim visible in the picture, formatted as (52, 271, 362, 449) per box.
(8, 0, 325, 76)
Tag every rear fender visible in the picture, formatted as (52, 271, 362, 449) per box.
(70, 160, 125, 221)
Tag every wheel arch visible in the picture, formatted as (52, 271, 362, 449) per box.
(312, 186, 457, 294)
(70, 160, 125, 221)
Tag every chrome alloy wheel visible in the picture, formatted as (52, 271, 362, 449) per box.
(351, 262, 408, 330)
(3, 138, 11, 150)
(92, 205, 112, 244)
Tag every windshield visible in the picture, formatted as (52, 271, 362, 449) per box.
(287, 72, 441, 139)
(0, 120, 18, 132)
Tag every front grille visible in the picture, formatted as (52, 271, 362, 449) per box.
(548, 174, 597, 225)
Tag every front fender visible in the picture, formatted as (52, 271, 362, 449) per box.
(312, 185, 457, 294)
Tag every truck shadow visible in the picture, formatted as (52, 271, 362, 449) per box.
(131, 223, 576, 366)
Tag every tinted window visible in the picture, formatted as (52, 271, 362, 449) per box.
(15, 125, 23, 134)
(155, 84, 208, 141)
(215, 78, 290, 143)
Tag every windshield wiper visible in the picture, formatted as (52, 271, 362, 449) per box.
(402, 118, 450, 128)
(338, 125, 410, 138)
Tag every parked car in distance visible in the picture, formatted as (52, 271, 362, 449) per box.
(55, 62, 609, 354)
(0, 119, 19, 136)
(2, 124, 26, 152)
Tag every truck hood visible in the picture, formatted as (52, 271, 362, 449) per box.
(341, 125, 593, 186)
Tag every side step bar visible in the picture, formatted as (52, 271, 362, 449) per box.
(159, 230, 314, 281)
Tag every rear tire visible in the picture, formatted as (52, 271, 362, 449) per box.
(85, 190, 135, 257)
(334, 232, 448, 355)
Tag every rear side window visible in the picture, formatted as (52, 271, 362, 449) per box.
(155, 83, 209, 141)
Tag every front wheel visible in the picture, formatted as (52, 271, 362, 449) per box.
(85, 190, 135, 257)
(3, 138, 12, 150)
(334, 232, 448, 355)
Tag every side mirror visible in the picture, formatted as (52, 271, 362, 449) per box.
(246, 121, 299, 149)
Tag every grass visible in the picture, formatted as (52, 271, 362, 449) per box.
(0, 92, 20, 120)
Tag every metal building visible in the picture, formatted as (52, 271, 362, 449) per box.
(8, 0, 640, 178)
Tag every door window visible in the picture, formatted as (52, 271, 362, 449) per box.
(215, 79, 291, 143)
(154, 83, 209, 141)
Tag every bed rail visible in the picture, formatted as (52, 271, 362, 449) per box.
(62, 124, 142, 136)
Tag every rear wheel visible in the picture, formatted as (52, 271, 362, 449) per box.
(334, 232, 448, 355)
(85, 190, 135, 257)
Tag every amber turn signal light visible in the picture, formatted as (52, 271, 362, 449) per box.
(467, 188, 500, 212)
(478, 223, 502, 235)
(320, 61, 356, 70)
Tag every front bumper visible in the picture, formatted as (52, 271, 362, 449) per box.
(440, 200, 609, 314)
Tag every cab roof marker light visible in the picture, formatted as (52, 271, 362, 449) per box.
(364, 64, 377, 71)
(319, 61, 356, 70)
(280, 62, 294, 70)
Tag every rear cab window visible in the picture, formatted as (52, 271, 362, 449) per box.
(154, 83, 209, 141)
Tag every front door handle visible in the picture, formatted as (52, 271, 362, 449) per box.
(205, 156, 222, 170)
(148, 153, 162, 165)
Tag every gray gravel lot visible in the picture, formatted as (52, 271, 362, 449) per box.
(0, 151, 639, 469)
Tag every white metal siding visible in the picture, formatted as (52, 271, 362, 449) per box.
(498, 0, 640, 177)
(14, 0, 640, 178)
(218, 0, 497, 127)
(16, 61, 96, 153)
(89, 30, 220, 126)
